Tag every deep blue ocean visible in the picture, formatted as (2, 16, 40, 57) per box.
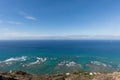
(0, 40, 120, 74)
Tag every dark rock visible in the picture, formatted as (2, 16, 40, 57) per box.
(53, 76, 65, 80)
(0, 75, 17, 80)
(13, 71, 28, 75)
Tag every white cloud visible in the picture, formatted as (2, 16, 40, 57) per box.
(19, 11, 37, 21)
(7, 21, 22, 24)
(25, 16, 37, 21)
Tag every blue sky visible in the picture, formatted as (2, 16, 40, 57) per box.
(0, 0, 120, 39)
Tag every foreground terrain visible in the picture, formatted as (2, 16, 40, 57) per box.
(0, 71, 120, 80)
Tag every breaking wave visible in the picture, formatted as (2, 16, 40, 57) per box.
(0, 56, 27, 65)
(90, 61, 107, 67)
(23, 57, 47, 67)
(0, 56, 27, 67)
(58, 60, 81, 67)
(4, 56, 27, 62)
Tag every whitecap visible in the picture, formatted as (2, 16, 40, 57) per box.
(58, 60, 68, 66)
(66, 61, 77, 67)
(0, 56, 27, 65)
(57, 60, 80, 67)
(4, 56, 27, 62)
(91, 61, 107, 67)
(25, 57, 47, 67)
(36, 57, 47, 63)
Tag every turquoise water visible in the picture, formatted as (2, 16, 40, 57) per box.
(0, 40, 120, 74)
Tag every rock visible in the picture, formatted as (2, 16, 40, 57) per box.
(89, 72, 93, 76)
(93, 72, 120, 80)
(66, 73, 70, 76)
(0, 75, 17, 80)
(1, 71, 120, 80)
(93, 72, 97, 75)
(53, 76, 65, 80)
(9, 70, 12, 73)
(13, 71, 29, 75)
(97, 72, 101, 75)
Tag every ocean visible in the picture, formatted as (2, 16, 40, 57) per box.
(0, 40, 120, 74)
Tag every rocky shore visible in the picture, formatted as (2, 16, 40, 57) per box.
(0, 71, 120, 80)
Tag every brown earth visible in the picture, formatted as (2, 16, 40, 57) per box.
(0, 71, 120, 80)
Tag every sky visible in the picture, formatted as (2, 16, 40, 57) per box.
(0, 0, 120, 40)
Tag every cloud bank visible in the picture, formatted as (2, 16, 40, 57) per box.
(0, 31, 120, 40)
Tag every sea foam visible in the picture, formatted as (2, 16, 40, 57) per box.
(58, 60, 80, 67)
(91, 61, 107, 67)
(4, 56, 27, 62)
(0, 56, 27, 66)
(25, 57, 47, 67)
